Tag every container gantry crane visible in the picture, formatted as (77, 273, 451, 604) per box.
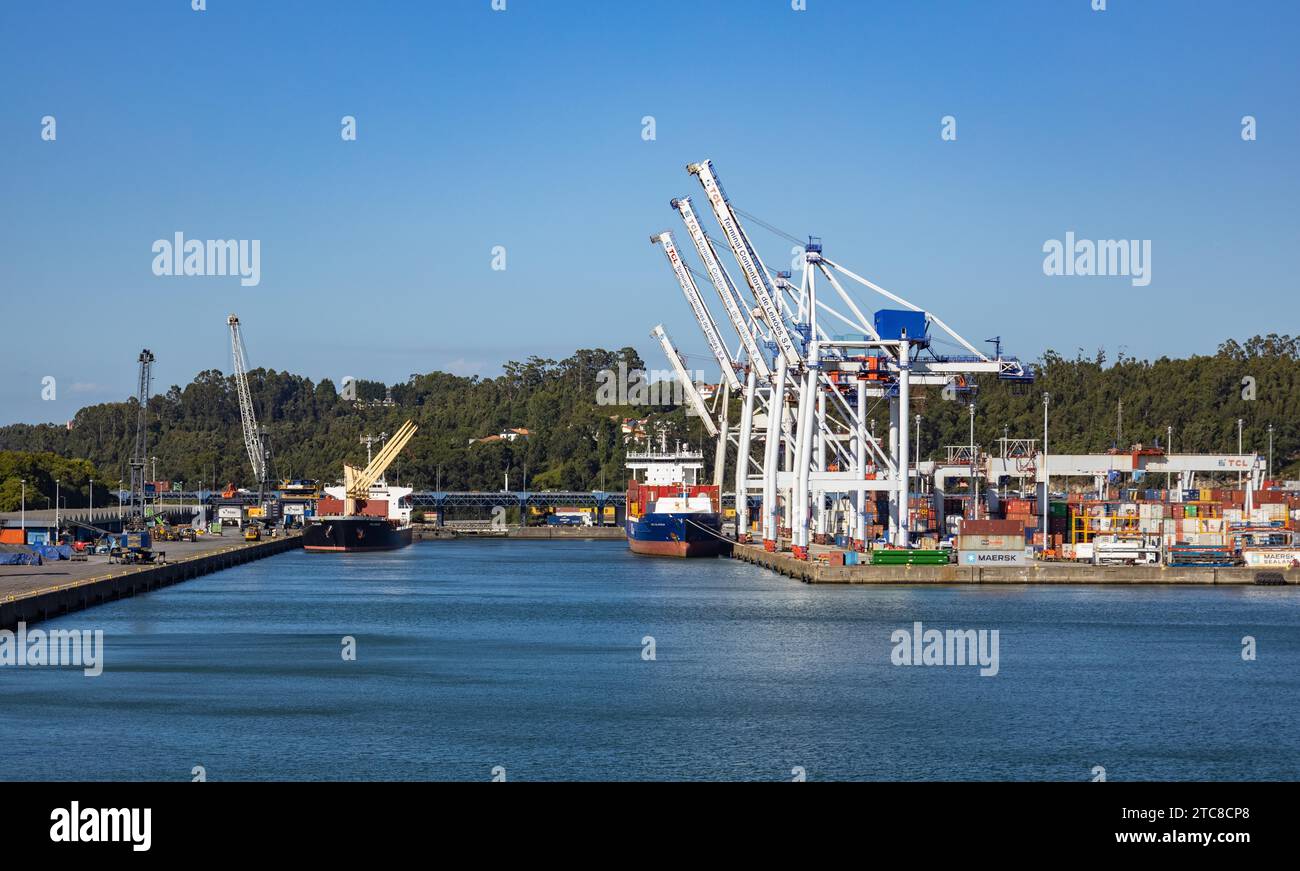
(650, 231, 742, 395)
(650, 228, 751, 494)
(653, 160, 1032, 559)
(669, 195, 779, 539)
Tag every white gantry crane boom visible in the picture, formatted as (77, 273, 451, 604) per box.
(651, 324, 719, 438)
(650, 230, 743, 393)
(654, 160, 1035, 557)
(227, 314, 268, 492)
(687, 159, 802, 368)
(671, 196, 773, 383)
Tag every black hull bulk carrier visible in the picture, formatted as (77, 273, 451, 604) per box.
(303, 420, 418, 554)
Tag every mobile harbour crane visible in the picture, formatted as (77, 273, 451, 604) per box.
(228, 314, 278, 527)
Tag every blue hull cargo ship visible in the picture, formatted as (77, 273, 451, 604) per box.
(625, 441, 728, 558)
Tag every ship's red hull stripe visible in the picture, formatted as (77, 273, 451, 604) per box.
(627, 538, 728, 558)
(303, 545, 408, 552)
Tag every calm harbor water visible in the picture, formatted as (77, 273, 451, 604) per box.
(2, 540, 1298, 781)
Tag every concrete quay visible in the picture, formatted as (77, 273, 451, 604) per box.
(0, 531, 301, 629)
(732, 543, 1300, 585)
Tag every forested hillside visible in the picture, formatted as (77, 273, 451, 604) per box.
(912, 335, 1297, 476)
(1, 336, 1296, 512)
(0, 348, 671, 509)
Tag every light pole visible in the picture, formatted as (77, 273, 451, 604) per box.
(968, 402, 976, 520)
(914, 414, 921, 494)
(89, 478, 94, 517)
(1170, 428, 1180, 493)
(1001, 423, 1010, 499)
(1042, 393, 1050, 553)
(20, 479, 26, 542)
(1237, 418, 1243, 489)
(1268, 424, 1274, 482)
(55, 478, 60, 533)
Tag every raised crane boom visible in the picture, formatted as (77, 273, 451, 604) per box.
(344, 419, 419, 505)
(650, 230, 743, 393)
(227, 314, 268, 495)
(651, 324, 719, 438)
(687, 160, 801, 368)
(671, 196, 772, 383)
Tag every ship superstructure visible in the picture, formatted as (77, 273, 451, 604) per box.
(625, 435, 726, 558)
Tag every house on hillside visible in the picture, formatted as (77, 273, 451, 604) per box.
(469, 427, 532, 446)
(620, 417, 649, 444)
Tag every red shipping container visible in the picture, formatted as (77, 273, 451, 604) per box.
(357, 499, 388, 517)
(316, 496, 388, 517)
(961, 518, 1025, 535)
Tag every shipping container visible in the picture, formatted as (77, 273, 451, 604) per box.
(958, 534, 1027, 551)
(960, 549, 1032, 566)
(961, 518, 1026, 536)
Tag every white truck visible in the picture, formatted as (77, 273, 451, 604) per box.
(1092, 534, 1161, 566)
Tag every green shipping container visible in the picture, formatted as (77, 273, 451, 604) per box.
(870, 549, 949, 566)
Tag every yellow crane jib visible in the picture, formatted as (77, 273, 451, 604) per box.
(343, 419, 418, 513)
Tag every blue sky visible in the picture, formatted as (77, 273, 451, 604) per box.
(2, 0, 1296, 424)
